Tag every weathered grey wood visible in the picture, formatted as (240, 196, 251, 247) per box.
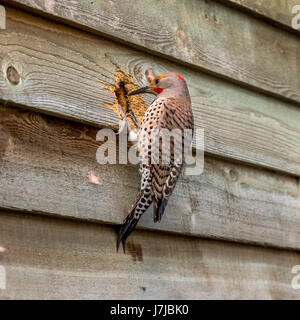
(0, 8, 117, 127)
(0, 106, 300, 250)
(5, 0, 300, 104)
(220, 0, 300, 33)
(1, 8, 300, 176)
(0, 210, 299, 299)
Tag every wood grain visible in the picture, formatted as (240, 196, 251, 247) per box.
(0, 106, 300, 250)
(220, 0, 300, 33)
(1, 8, 300, 176)
(5, 0, 300, 104)
(0, 210, 299, 299)
(0, 8, 117, 127)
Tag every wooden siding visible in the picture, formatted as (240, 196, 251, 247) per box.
(221, 0, 300, 33)
(0, 210, 300, 299)
(5, 0, 300, 104)
(0, 1, 299, 300)
(1, 8, 300, 177)
(0, 106, 299, 250)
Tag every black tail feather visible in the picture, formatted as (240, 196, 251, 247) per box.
(116, 189, 153, 253)
(153, 198, 169, 223)
(158, 198, 168, 222)
(116, 212, 141, 253)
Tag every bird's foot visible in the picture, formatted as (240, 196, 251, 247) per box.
(117, 104, 139, 142)
(128, 109, 141, 129)
(117, 104, 132, 135)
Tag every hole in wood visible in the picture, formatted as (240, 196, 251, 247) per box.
(115, 81, 131, 118)
(100, 68, 148, 130)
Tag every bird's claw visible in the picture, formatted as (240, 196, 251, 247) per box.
(117, 104, 132, 135)
(128, 109, 141, 129)
(117, 105, 140, 141)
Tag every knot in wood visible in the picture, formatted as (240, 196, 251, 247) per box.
(228, 168, 238, 182)
(6, 66, 20, 85)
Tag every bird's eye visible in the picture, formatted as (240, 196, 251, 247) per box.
(155, 79, 159, 85)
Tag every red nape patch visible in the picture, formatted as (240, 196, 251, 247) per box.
(176, 74, 185, 81)
(153, 88, 164, 94)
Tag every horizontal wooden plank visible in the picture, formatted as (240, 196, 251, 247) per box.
(1, 8, 300, 176)
(0, 106, 300, 250)
(221, 0, 300, 33)
(0, 210, 299, 299)
(5, 0, 300, 104)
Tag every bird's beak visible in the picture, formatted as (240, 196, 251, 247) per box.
(129, 86, 154, 96)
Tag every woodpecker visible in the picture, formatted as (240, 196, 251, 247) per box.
(117, 72, 194, 252)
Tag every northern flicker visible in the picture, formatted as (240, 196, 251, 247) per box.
(117, 72, 194, 252)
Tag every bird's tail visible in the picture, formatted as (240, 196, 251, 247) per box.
(116, 190, 152, 253)
(153, 198, 169, 223)
(116, 211, 141, 253)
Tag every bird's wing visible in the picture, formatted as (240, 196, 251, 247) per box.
(140, 97, 193, 222)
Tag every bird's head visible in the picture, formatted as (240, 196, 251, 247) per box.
(129, 72, 188, 99)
